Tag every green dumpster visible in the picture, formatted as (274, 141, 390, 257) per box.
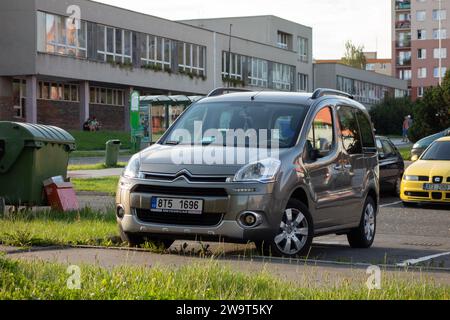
(105, 140, 121, 167)
(0, 122, 76, 207)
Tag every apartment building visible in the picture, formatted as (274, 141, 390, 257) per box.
(392, 0, 450, 99)
(0, 0, 313, 132)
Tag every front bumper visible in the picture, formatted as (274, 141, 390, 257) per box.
(116, 176, 285, 242)
(400, 180, 450, 203)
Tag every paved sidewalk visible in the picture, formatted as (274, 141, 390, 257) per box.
(69, 155, 131, 165)
(68, 168, 124, 179)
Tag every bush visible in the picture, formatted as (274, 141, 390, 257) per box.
(69, 130, 132, 151)
(369, 97, 413, 136)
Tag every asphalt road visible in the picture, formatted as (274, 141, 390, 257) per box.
(2, 192, 449, 286)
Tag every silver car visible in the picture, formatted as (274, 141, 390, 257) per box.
(116, 89, 379, 257)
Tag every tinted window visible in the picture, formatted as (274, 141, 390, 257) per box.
(421, 141, 450, 160)
(165, 102, 308, 148)
(337, 106, 362, 155)
(381, 140, 395, 157)
(306, 107, 335, 160)
(356, 110, 376, 148)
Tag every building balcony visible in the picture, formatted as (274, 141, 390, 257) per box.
(395, 21, 411, 30)
(395, 40, 411, 48)
(396, 58, 411, 67)
(395, 1, 411, 11)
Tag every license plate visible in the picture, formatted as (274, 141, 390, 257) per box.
(151, 197, 203, 215)
(423, 184, 450, 191)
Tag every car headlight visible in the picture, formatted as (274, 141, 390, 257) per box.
(404, 175, 420, 181)
(123, 154, 143, 179)
(233, 158, 281, 183)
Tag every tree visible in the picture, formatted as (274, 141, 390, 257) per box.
(341, 41, 367, 69)
(369, 97, 413, 136)
(408, 71, 450, 142)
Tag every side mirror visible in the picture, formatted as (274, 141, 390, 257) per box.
(378, 153, 386, 160)
(309, 149, 320, 162)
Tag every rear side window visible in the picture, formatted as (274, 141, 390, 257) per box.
(306, 106, 335, 160)
(337, 106, 362, 155)
(356, 110, 376, 149)
(381, 140, 395, 157)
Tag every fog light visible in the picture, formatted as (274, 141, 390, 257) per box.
(239, 211, 262, 228)
(117, 206, 125, 219)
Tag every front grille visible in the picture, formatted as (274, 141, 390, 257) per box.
(418, 176, 430, 182)
(446, 193, 450, 199)
(405, 191, 429, 198)
(432, 192, 443, 200)
(136, 209, 223, 226)
(447, 177, 450, 183)
(132, 185, 228, 197)
(143, 173, 228, 183)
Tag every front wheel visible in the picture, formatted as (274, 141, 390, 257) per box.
(256, 199, 314, 258)
(347, 197, 377, 249)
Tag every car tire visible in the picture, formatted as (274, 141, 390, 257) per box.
(119, 226, 174, 249)
(347, 197, 377, 249)
(255, 199, 314, 258)
(393, 176, 402, 197)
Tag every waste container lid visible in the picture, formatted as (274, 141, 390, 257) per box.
(0, 122, 76, 174)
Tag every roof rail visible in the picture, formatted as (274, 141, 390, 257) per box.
(312, 88, 354, 100)
(207, 87, 252, 97)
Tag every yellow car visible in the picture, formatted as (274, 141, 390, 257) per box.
(401, 136, 450, 206)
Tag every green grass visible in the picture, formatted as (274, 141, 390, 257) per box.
(68, 163, 127, 171)
(0, 208, 118, 247)
(72, 177, 120, 195)
(0, 256, 448, 300)
(399, 146, 411, 161)
(69, 130, 132, 151)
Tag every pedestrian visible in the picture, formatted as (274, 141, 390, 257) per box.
(402, 116, 410, 143)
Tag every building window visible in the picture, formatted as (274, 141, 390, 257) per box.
(434, 48, 447, 59)
(417, 29, 427, 40)
(298, 37, 309, 62)
(141, 35, 172, 69)
(298, 73, 309, 92)
(38, 82, 79, 102)
(399, 69, 412, 80)
(37, 11, 87, 59)
(272, 63, 294, 91)
(418, 48, 427, 59)
(97, 26, 133, 64)
(222, 52, 244, 80)
(433, 9, 446, 21)
(433, 28, 447, 39)
(416, 10, 426, 22)
(366, 63, 375, 71)
(178, 42, 206, 76)
(417, 87, 424, 98)
(418, 67, 427, 79)
(247, 57, 268, 88)
(277, 31, 291, 50)
(434, 67, 447, 78)
(90, 87, 124, 106)
(12, 79, 26, 119)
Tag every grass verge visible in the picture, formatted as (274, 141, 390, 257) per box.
(0, 208, 118, 247)
(399, 146, 411, 161)
(0, 256, 448, 300)
(68, 163, 127, 171)
(72, 177, 120, 195)
(69, 131, 132, 151)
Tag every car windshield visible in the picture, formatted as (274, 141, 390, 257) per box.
(421, 141, 450, 160)
(162, 102, 309, 148)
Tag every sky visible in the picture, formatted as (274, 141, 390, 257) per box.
(94, 0, 392, 60)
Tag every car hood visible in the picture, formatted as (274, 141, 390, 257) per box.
(138, 144, 288, 176)
(406, 160, 450, 178)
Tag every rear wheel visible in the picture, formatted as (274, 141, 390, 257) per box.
(119, 226, 174, 249)
(256, 199, 313, 258)
(347, 197, 377, 249)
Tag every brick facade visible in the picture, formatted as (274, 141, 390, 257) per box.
(37, 100, 81, 130)
(0, 96, 18, 122)
(90, 104, 125, 131)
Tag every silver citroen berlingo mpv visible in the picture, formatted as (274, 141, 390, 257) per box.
(116, 88, 379, 257)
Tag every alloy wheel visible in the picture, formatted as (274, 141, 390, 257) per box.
(364, 203, 376, 242)
(274, 208, 309, 256)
